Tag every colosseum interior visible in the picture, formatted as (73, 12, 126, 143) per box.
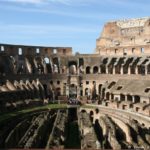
(0, 17, 150, 149)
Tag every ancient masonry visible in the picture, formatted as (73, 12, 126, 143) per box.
(0, 17, 150, 149)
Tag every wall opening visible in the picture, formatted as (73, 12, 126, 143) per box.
(86, 66, 91, 74)
(18, 48, 22, 55)
(53, 48, 57, 54)
(93, 66, 98, 74)
(123, 48, 127, 55)
(108, 81, 116, 89)
(134, 95, 140, 103)
(141, 47, 144, 53)
(36, 48, 40, 54)
(127, 94, 132, 102)
(1, 46, 4, 51)
(132, 48, 135, 53)
(120, 94, 125, 101)
(44, 57, 50, 64)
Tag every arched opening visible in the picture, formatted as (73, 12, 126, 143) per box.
(55, 87, 61, 100)
(111, 93, 114, 100)
(90, 110, 94, 123)
(134, 95, 140, 103)
(148, 64, 150, 74)
(85, 88, 89, 96)
(100, 65, 106, 74)
(18, 48, 22, 55)
(81, 109, 87, 113)
(53, 48, 57, 54)
(86, 66, 91, 74)
(53, 57, 59, 73)
(127, 94, 132, 102)
(145, 88, 150, 93)
(69, 84, 77, 98)
(43, 84, 48, 98)
(44, 57, 52, 73)
(69, 61, 77, 75)
(85, 88, 91, 99)
(102, 88, 105, 99)
(36, 48, 40, 54)
(1, 46, 4, 51)
(44, 57, 50, 64)
(120, 94, 125, 101)
(108, 81, 116, 89)
(95, 108, 99, 114)
(106, 92, 110, 100)
(93, 66, 98, 74)
(98, 84, 102, 97)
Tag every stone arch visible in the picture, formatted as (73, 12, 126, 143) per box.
(85, 88, 89, 96)
(98, 84, 102, 95)
(86, 66, 91, 74)
(90, 110, 94, 123)
(44, 57, 52, 73)
(95, 108, 99, 114)
(106, 92, 110, 100)
(127, 94, 132, 102)
(108, 81, 116, 89)
(43, 84, 48, 98)
(56, 87, 61, 96)
(81, 109, 87, 113)
(69, 61, 77, 75)
(100, 64, 106, 74)
(102, 88, 105, 99)
(134, 95, 140, 103)
(120, 94, 125, 101)
(53, 48, 57, 54)
(111, 93, 114, 100)
(93, 66, 99, 74)
(44, 57, 50, 64)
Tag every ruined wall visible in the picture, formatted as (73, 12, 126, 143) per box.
(96, 17, 150, 56)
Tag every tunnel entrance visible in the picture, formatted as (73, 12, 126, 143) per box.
(65, 108, 81, 149)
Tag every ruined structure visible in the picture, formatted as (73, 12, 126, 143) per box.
(0, 17, 150, 149)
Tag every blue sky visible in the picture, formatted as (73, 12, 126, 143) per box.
(0, 0, 150, 54)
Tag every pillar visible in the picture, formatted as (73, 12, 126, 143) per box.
(66, 84, 69, 97)
(99, 67, 101, 74)
(132, 96, 135, 103)
(125, 95, 127, 101)
(128, 66, 131, 75)
(135, 66, 138, 74)
(112, 66, 115, 74)
(120, 65, 123, 75)
(106, 66, 108, 74)
(77, 84, 80, 98)
(145, 65, 148, 75)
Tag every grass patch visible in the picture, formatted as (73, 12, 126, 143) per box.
(0, 104, 67, 123)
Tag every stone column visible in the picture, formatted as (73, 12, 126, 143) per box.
(67, 68, 69, 75)
(77, 84, 80, 99)
(135, 66, 138, 74)
(120, 65, 123, 75)
(125, 95, 127, 101)
(99, 67, 101, 74)
(145, 66, 148, 75)
(132, 96, 135, 103)
(112, 66, 115, 74)
(128, 66, 131, 75)
(106, 66, 108, 74)
(66, 84, 69, 97)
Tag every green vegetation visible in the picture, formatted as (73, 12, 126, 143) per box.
(0, 104, 67, 123)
